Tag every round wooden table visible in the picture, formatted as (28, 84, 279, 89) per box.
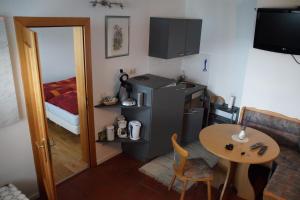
(199, 124, 280, 200)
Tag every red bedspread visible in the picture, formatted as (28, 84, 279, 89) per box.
(48, 90, 78, 115)
(43, 77, 76, 101)
(43, 77, 78, 115)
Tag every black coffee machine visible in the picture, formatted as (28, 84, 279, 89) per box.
(118, 69, 134, 105)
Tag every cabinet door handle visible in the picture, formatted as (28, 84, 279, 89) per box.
(185, 51, 194, 55)
(184, 112, 198, 115)
(176, 52, 185, 56)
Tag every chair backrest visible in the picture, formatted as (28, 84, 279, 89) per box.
(239, 107, 300, 151)
(171, 133, 189, 176)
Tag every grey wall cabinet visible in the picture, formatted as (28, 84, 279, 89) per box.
(149, 18, 202, 59)
(121, 74, 185, 161)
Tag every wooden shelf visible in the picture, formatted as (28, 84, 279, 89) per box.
(120, 105, 150, 110)
(94, 103, 150, 110)
(96, 138, 146, 144)
(94, 103, 120, 109)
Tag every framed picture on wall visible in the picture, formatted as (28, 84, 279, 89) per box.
(105, 16, 130, 58)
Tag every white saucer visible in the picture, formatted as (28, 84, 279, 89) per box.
(231, 134, 249, 143)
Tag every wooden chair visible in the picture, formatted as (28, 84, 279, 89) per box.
(169, 133, 213, 200)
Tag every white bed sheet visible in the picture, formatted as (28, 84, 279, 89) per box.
(45, 102, 80, 135)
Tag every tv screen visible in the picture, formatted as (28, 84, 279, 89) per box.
(254, 8, 300, 55)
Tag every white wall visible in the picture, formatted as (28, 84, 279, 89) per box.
(0, 0, 185, 197)
(0, 17, 19, 128)
(0, 121, 38, 198)
(184, 0, 300, 117)
(241, 0, 300, 119)
(32, 27, 76, 83)
(184, 0, 257, 106)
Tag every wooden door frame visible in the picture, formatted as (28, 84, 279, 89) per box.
(14, 16, 97, 195)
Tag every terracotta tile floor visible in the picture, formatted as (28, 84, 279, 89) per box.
(56, 154, 244, 200)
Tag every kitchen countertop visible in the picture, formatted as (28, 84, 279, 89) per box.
(180, 82, 206, 96)
(127, 74, 175, 89)
(129, 74, 206, 95)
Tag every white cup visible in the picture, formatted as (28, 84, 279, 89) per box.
(106, 125, 115, 141)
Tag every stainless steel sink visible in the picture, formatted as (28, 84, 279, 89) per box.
(177, 81, 196, 89)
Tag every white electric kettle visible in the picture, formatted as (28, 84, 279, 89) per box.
(128, 121, 141, 140)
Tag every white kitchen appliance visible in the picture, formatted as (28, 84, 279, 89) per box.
(121, 98, 136, 107)
(106, 125, 115, 141)
(128, 120, 141, 140)
(117, 120, 127, 138)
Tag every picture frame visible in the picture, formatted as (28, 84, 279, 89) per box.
(105, 16, 130, 58)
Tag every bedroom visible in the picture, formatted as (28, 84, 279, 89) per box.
(32, 27, 88, 183)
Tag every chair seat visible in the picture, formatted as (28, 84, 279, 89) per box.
(264, 147, 300, 200)
(264, 165, 300, 200)
(183, 158, 213, 180)
(170, 134, 212, 200)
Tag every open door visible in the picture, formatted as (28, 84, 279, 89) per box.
(73, 26, 89, 163)
(15, 23, 57, 200)
(15, 16, 96, 199)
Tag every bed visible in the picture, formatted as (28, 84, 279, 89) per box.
(0, 184, 29, 200)
(43, 77, 80, 135)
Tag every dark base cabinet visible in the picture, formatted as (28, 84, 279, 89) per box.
(121, 142, 151, 162)
(181, 108, 204, 145)
(121, 74, 185, 161)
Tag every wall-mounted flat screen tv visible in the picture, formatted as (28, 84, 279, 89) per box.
(254, 8, 300, 55)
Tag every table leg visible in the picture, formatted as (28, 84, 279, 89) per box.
(235, 164, 255, 200)
(219, 161, 237, 200)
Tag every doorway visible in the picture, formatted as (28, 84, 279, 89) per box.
(32, 27, 88, 183)
(14, 17, 96, 200)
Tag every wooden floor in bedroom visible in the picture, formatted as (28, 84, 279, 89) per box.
(47, 120, 88, 183)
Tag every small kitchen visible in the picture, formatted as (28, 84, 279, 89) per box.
(90, 13, 241, 198)
(95, 17, 233, 161)
(96, 72, 208, 161)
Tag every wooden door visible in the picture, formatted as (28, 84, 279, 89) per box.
(73, 27, 89, 162)
(18, 24, 57, 200)
(14, 17, 96, 199)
